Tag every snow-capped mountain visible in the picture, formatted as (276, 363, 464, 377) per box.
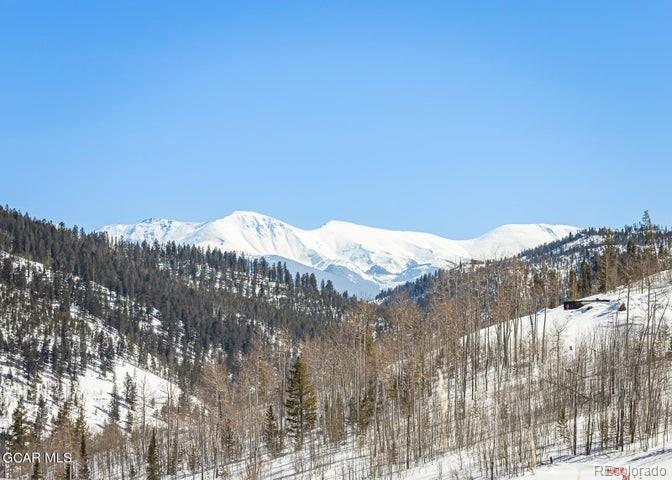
(99, 212, 580, 297)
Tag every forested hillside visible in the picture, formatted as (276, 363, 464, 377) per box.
(0, 206, 352, 377)
(0, 206, 354, 478)
(2, 207, 672, 480)
(378, 212, 672, 309)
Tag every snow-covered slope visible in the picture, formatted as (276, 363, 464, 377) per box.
(0, 250, 180, 434)
(99, 212, 580, 297)
(199, 274, 672, 480)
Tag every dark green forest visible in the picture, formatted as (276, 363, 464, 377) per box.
(0, 206, 354, 394)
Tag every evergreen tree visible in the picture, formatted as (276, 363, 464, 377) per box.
(75, 404, 88, 439)
(109, 373, 120, 424)
(33, 395, 48, 442)
(579, 260, 592, 297)
(568, 269, 579, 299)
(285, 356, 317, 448)
(221, 419, 236, 462)
(31, 460, 43, 480)
(598, 229, 618, 292)
(262, 405, 282, 456)
(123, 373, 136, 404)
(123, 373, 136, 433)
(59, 463, 71, 480)
(52, 399, 74, 442)
(146, 428, 160, 480)
(557, 406, 569, 448)
(9, 397, 30, 452)
(78, 432, 91, 480)
(125, 409, 134, 434)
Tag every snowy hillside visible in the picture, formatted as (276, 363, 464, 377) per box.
(0, 250, 180, 436)
(99, 212, 580, 297)
(166, 273, 672, 480)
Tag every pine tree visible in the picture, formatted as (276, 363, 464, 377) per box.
(641, 210, 658, 277)
(557, 406, 569, 448)
(59, 463, 71, 480)
(75, 405, 88, 439)
(9, 397, 30, 452)
(146, 428, 160, 480)
(123, 373, 136, 433)
(54, 399, 72, 431)
(109, 373, 120, 424)
(78, 432, 91, 480)
(568, 270, 579, 299)
(126, 409, 134, 433)
(579, 260, 592, 297)
(262, 405, 282, 456)
(598, 229, 618, 292)
(285, 356, 317, 448)
(123, 373, 136, 405)
(31, 460, 43, 480)
(33, 395, 48, 442)
(221, 418, 236, 462)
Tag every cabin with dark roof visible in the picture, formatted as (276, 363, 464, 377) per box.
(563, 298, 612, 310)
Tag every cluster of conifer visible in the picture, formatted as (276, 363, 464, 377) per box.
(0, 206, 354, 391)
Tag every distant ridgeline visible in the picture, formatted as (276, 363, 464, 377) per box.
(0, 206, 354, 390)
(377, 214, 672, 311)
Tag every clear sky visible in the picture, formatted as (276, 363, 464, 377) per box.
(1, 1, 670, 238)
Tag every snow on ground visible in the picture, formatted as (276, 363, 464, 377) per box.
(168, 446, 672, 480)
(176, 275, 672, 480)
(78, 357, 178, 431)
(519, 447, 672, 479)
(0, 250, 180, 434)
(505, 271, 672, 347)
(0, 345, 178, 434)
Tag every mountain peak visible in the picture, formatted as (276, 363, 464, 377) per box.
(227, 210, 271, 219)
(98, 213, 581, 297)
(222, 210, 290, 227)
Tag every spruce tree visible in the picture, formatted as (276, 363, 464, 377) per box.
(31, 460, 43, 480)
(284, 356, 317, 448)
(568, 270, 579, 299)
(33, 395, 48, 442)
(557, 406, 569, 447)
(579, 260, 592, 297)
(53, 400, 73, 435)
(109, 374, 120, 424)
(60, 463, 71, 480)
(262, 405, 282, 456)
(598, 229, 618, 292)
(9, 397, 29, 452)
(78, 432, 91, 480)
(146, 428, 160, 480)
(75, 405, 88, 439)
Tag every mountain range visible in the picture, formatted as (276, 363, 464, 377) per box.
(99, 211, 580, 297)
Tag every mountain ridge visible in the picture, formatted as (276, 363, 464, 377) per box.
(99, 211, 581, 296)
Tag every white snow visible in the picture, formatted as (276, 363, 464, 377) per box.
(0, 250, 181, 435)
(99, 212, 580, 297)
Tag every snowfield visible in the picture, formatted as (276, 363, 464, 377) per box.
(99, 211, 580, 297)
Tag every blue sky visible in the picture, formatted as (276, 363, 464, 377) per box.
(1, 1, 670, 238)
